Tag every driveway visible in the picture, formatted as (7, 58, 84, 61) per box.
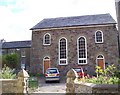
(33, 76, 66, 93)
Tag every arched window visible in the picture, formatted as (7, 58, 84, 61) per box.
(59, 37, 67, 65)
(95, 30, 103, 43)
(43, 33, 51, 45)
(77, 36, 87, 64)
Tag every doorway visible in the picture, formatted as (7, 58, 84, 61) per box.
(43, 56, 51, 74)
(96, 54, 105, 70)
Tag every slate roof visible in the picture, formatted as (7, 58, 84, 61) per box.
(2, 40, 31, 49)
(30, 13, 116, 30)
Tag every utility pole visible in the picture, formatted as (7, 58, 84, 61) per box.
(115, 0, 120, 57)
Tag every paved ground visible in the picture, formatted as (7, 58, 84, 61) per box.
(32, 76, 66, 93)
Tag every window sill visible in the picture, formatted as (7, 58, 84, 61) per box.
(95, 42, 104, 44)
(59, 64, 68, 66)
(78, 63, 88, 65)
(43, 44, 51, 46)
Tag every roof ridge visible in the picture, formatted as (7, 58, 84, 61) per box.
(30, 13, 116, 30)
(43, 13, 110, 20)
(2, 40, 31, 49)
(4, 40, 31, 43)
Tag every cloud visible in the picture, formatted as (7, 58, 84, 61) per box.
(0, 0, 16, 6)
(0, 0, 31, 41)
(0, 0, 27, 13)
(0, 0, 117, 41)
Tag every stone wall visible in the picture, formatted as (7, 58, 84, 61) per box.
(0, 69, 29, 94)
(74, 82, 119, 94)
(66, 69, 119, 94)
(31, 24, 119, 76)
(1, 79, 17, 94)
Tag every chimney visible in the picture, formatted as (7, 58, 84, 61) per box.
(115, 0, 120, 57)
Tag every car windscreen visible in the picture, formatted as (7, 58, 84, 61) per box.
(74, 69, 82, 72)
(46, 69, 58, 74)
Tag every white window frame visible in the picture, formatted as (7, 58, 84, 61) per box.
(59, 37, 68, 65)
(43, 33, 51, 45)
(95, 30, 104, 43)
(77, 36, 87, 65)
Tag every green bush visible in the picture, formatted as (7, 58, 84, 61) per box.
(0, 65, 16, 79)
(29, 77, 38, 89)
(114, 59, 120, 78)
(85, 76, 119, 84)
(2, 53, 19, 69)
(85, 64, 119, 84)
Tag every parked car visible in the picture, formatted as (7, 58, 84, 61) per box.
(45, 68, 60, 83)
(73, 68, 89, 78)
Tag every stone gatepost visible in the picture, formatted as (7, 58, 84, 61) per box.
(66, 69, 78, 94)
(17, 69, 29, 94)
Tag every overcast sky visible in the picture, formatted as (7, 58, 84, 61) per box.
(0, 0, 117, 42)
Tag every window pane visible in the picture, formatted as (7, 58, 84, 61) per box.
(96, 31, 103, 43)
(44, 34, 50, 44)
(59, 38, 67, 64)
(60, 60, 66, 64)
(97, 55, 103, 58)
(78, 37, 86, 58)
(78, 37, 87, 64)
(79, 60, 86, 64)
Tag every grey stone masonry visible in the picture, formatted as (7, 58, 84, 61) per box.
(30, 24, 119, 76)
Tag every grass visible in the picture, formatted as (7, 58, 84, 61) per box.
(28, 73, 43, 92)
(28, 77, 38, 90)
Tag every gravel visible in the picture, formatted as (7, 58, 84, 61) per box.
(32, 76, 66, 93)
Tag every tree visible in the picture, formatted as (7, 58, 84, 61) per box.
(2, 53, 19, 69)
(114, 59, 120, 78)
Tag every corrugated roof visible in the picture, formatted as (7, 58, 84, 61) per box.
(30, 13, 116, 30)
(2, 40, 31, 49)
